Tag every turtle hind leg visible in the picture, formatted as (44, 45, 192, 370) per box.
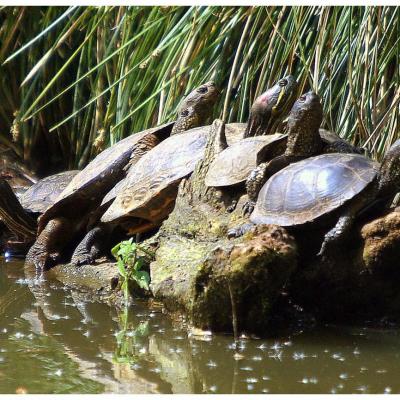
(317, 214, 355, 261)
(26, 217, 75, 271)
(71, 224, 112, 266)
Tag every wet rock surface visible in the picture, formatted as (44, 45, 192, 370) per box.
(48, 260, 123, 304)
(361, 208, 400, 273)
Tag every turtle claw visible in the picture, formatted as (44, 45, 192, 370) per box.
(316, 248, 326, 262)
(226, 200, 237, 213)
(227, 227, 241, 238)
(227, 223, 254, 239)
(71, 253, 93, 267)
(316, 240, 335, 263)
(33, 255, 50, 272)
(242, 200, 255, 216)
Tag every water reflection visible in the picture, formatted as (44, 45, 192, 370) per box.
(0, 257, 400, 394)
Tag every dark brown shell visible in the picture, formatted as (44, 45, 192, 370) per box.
(100, 122, 246, 208)
(205, 134, 286, 187)
(38, 122, 173, 230)
(251, 153, 379, 226)
(20, 170, 79, 214)
(101, 122, 246, 224)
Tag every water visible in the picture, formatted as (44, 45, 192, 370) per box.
(1, 257, 400, 394)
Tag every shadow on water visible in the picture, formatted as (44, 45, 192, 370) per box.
(0, 256, 400, 394)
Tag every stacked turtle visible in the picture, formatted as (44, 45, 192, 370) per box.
(25, 75, 299, 269)
(0, 170, 79, 254)
(227, 91, 400, 260)
(16, 74, 391, 272)
(25, 81, 220, 270)
(100, 76, 299, 237)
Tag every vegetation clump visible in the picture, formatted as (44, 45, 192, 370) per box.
(111, 238, 152, 300)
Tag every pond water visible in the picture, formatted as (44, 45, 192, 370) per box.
(0, 257, 399, 394)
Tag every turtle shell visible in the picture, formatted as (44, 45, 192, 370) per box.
(20, 170, 79, 214)
(101, 122, 246, 224)
(251, 153, 379, 227)
(100, 123, 246, 207)
(205, 133, 286, 187)
(38, 122, 173, 230)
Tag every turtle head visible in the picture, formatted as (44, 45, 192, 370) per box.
(378, 139, 400, 195)
(244, 75, 298, 137)
(178, 81, 220, 116)
(287, 91, 323, 133)
(172, 81, 220, 135)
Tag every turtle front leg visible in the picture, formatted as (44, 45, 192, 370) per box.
(71, 224, 112, 266)
(243, 162, 269, 215)
(26, 217, 74, 271)
(243, 155, 301, 216)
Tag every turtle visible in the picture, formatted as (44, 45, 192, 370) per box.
(0, 146, 37, 196)
(204, 129, 361, 191)
(0, 170, 79, 254)
(26, 81, 220, 270)
(205, 134, 287, 189)
(243, 75, 299, 137)
(206, 91, 362, 212)
(240, 139, 400, 259)
(97, 75, 300, 241)
(241, 91, 363, 215)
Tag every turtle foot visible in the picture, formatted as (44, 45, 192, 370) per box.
(242, 200, 255, 216)
(226, 200, 237, 213)
(71, 253, 94, 267)
(316, 239, 337, 263)
(32, 253, 56, 272)
(227, 223, 254, 238)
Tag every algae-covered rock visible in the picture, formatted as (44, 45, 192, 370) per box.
(361, 209, 400, 272)
(150, 120, 297, 333)
(151, 222, 297, 333)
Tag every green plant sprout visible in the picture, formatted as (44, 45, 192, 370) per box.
(111, 238, 153, 301)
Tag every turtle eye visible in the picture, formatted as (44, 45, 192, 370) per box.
(299, 95, 307, 102)
(197, 86, 208, 94)
(278, 78, 288, 87)
(180, 109, 190, 117)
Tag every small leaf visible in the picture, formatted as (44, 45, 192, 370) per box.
(134, 270, 150, 291)
(134, 257, 145, 272)
(117, 259, 127, 278)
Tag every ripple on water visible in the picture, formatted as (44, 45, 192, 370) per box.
(206, 360, 217, 368)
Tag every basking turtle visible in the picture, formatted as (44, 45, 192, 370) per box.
(0, 146, 37, 196)
(242, 91, 363, 214)
(244, 75, 299, 137)
(20, 170, 79, 214)
(206, 92, 362, 207)
(204, 129, 361, 191)
(98, 76, 299, 239)
(27, 81, 220, 270)
(244, 140, 400, 258)
(0, 170, 79, 253)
